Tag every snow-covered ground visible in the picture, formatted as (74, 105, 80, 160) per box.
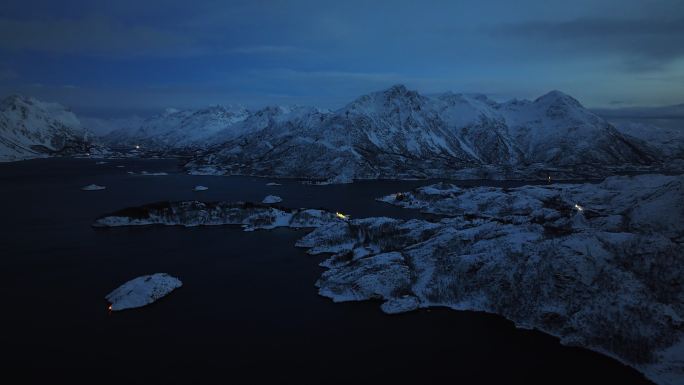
(106, 273, 182, 311)
(299, 174, 682, 385)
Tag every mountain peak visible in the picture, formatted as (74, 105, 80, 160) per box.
(384, 84, 409, 94)
(1, 94, 37, 109)
(1, 94, 74, 117)
(343, 84, 425, 113)
(376, 84, 423, 103)
(534, 90, 582, 108)
(378, 84, 422, 102)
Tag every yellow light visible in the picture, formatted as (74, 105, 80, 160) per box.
(336, 212, 349, 220)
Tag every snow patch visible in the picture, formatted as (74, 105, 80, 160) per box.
(106, 273, 182, 311)
(81, 184, 106, 191)
(262, 195, 283, 204)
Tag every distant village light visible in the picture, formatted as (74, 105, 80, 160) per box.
(336, 212, 349, 220)
(574, 203, 584, 212)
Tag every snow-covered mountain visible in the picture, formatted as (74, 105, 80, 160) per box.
(1, 88, 668, 176)
(0, 95, 93, 162)
(79, 115, 145, 137)
(187, 85, 659, 181)
(103, 104, 249, 150)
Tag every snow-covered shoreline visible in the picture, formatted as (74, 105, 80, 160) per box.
(303, 174, 683, 385)
(93, 174, 683, 384)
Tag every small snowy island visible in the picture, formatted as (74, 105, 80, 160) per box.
(106, 273, 182, 311)
(262, 195, 283, 204)
(81, 184, 106, 191)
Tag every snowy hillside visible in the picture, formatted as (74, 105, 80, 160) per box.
(611, 119, 684, 160)
(79, 115, 145, 137)
(0, 95, 93, 162)
(312, 174, 683, 385)
(102, 105, 249, 149)
(187, 85, 659, 181)
(1, 88, 671, 176)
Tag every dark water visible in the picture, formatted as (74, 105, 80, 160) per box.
(0, 158, 651, 385)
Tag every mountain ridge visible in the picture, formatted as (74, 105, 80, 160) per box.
(0, 87, 670, 177)
(183, 85, 661, 181)
(0, 94, 94, 162)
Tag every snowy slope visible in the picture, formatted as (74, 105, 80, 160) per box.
(2, 88, 666, 175)
(499, 91, 657, 166)
(0, 95, 92, 162)
(103, 104, 249, 149)
(611, 119, 684, 160)
(80, 115, 145, 137)
(187, 85, 659, 181)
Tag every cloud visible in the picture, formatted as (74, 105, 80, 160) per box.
(491, 17, 684, 71)
(0, 17, 196, 57)
(0, 68, 18, 81)
(0, 16, 314, 59)
(262, 69, 401, 82)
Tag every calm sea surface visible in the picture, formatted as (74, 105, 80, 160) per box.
(0, 158, 651, 384)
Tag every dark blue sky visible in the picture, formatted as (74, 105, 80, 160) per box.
(1, 0, 683, 116)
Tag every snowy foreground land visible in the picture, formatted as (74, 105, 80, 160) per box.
(93, 174, 683, 385)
